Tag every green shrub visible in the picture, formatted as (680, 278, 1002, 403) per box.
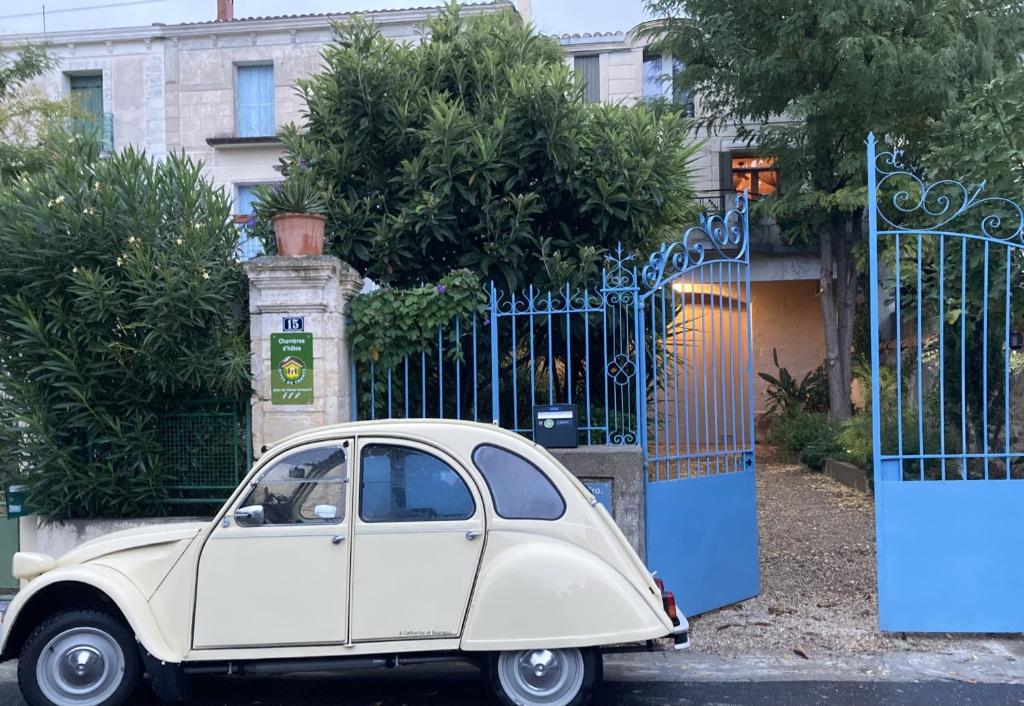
(275, 3, 701, 292)
(768, 409, 841, 472)
(837, 414, 872, 469)
(0, 134, 250, 519)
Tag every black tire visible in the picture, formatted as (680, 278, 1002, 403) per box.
(488, 647, 602, 706)
(17, 609, 143, 706)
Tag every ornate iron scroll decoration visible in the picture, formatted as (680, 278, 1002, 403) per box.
(874, 146, 1024, 245)
(640, 191, 750, 294)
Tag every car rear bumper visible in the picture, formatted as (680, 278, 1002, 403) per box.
(671, 623, 690, 651)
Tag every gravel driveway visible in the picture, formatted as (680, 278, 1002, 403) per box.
(688, 451, 1024, 661)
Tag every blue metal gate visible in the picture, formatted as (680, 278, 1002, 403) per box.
(637, 194, 761, 616)
(867, 134, 1024, 631)
(352, 197, 761, 616)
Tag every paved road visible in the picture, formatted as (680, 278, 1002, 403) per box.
(1, 672, 1023, 706)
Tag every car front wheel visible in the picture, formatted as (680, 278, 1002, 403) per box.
(489, 647, 601, 706)
(18, 609, 142, 706)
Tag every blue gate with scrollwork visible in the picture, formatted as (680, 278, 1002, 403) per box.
(352, 196, 761, 616)
(637, 194, 760, 616)
(867, 134, 1024, 631)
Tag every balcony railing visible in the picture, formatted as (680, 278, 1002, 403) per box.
(66, 113, 114, 154)
(694, 189, 812, 253)
(695, 189, 768, 215)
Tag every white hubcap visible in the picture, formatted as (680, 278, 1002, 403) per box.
(36, 627, 126, 706)
(497, 648, 585, 706)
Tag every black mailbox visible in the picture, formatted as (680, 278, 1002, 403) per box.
(533, 404, 578, 448)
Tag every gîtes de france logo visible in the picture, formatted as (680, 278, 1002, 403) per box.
(277, 355, 307, 385)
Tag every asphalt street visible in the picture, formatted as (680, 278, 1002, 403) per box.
(1, 671, 1023, 706)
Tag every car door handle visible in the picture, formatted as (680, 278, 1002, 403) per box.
(331, 535, 346, 545)
(465, 530, 482, 541)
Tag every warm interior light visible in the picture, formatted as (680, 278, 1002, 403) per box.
(671, 282, 724, 296)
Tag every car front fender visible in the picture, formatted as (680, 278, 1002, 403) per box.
(460, 531, 672, 651)
(1, 563, 179, 663)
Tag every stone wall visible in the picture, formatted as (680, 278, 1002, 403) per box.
(14, 35, 168, 156)
(244, 256, 362, 457)
(551, 445, 645, 559)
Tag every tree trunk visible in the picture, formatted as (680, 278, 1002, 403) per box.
(819, 219, 855, 422)
(837, 210, 861, 412)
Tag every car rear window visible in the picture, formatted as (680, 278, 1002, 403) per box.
(471, 444, 565, 520)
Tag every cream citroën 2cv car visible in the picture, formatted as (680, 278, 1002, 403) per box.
(0, 420, 688, 706)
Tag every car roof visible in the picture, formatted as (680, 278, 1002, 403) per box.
(271, 418, 539, 455)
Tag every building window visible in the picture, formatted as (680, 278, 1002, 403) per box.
(236, 64, 275, 137)
(234, 184, 266, 261)
(731, 156, 778, 199)
(642, 52, 694, 117)
(574, 55, 601, 103)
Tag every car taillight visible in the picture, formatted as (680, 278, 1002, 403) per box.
(663, 591, 678, 623)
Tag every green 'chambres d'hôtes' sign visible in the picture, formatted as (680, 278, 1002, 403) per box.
(271, 333, 314, 405)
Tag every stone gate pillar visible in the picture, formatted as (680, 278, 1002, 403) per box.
(244, 256, 363, 458)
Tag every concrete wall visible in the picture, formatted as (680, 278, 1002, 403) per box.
(165, 25, 352, 191)
(750, 279, 827, 416)
(19, 516, 208, 559)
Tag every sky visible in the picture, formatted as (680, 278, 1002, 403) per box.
(0, 0, 652, 36)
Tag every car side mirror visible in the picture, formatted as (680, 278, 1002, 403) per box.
(234, 505, 265, 527)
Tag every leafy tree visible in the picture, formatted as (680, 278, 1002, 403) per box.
(271, 2, 700, 292)
(927, 60, 1024, 201)
(0, 44, 76, 184)
(916, 60, 1024, 465)
(645, 0, 1023, 421)
(0, 134, 250, 519)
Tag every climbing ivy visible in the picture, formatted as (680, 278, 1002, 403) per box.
(347, 270, 487, 370)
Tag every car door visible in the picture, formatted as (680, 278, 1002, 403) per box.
(350, 438, 485, 642)
(193, 441, 351, 649)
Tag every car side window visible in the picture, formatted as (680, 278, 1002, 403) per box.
(472, 444, 565, 520)
(240, 445, 347, 525)
(360, 444, 475, 522)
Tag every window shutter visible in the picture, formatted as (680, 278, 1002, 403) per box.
(235, 184, 260, 215)
(69, 74, 104, 143)
(234, 184, 266, 261)
(237, 65, 275, 137)
(69, 74, 103, 119)
(574, 55, 601, 103)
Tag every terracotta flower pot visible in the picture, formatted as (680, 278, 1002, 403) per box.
(271, 213, 326, 256)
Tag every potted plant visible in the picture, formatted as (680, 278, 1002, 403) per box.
(254, 173, 329, 256)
